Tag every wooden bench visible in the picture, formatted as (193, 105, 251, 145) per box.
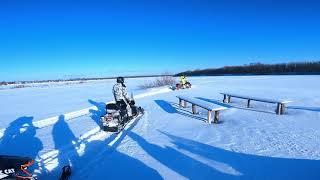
(220, 92, 292, 115)
(177, 95, 228, 123)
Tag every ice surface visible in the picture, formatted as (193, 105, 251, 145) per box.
(1, 75, 320, 179)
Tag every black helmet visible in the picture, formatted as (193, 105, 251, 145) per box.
(116, 77, 124, 83)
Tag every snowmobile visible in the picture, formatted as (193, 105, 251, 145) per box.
(0, 156, 71, 180)
(0, 155, 36, 180)
(100, 99, 144, 133)
(175, 81, 192, 90)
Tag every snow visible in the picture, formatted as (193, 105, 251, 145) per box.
(177, 95, 228, 111)
(1, 75, 320, 179)
(0, 78, 157, 128)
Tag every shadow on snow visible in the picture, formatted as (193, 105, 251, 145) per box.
(155, 130, 320, 180)
(88, 99, 106, 125)
(0, 116, 43, 173)
(154, 99, 206, 122)
(287, 106, 320, 112)
(128, 131, 235, 179)
(39, 102, 162, 179)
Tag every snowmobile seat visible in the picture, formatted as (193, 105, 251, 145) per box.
(106, 109, 120, 116)
(106, 103, 118, 110)
(177, 95, 228, 124)
(106, 103, 120, 115)
(220, 92, 292, 115)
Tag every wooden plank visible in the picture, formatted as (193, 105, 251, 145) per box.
(208, 111, 212, 123)
(214, 111, 219, 123)
(220, 92, 292, 104)
(247, 99, 251, 108)
(177, 96, 227, 111)
(179, 99, 183, 107)
(223, 94, 227, 103)
(183, 100, 187, 108)
(192, 104, 197, 114)
(176, 96, 227, 123)
(276, 103, 281, 115)
(280, 103, 286, 115)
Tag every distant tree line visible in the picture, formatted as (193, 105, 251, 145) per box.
(0, 74, 173, 86)
(176, 61, 320, 76)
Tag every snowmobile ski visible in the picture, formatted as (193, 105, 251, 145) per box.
(116, 111, 144, 134)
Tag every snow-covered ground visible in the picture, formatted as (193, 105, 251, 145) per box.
(1, 75, 320, 179)
(0, 77, 155, 129)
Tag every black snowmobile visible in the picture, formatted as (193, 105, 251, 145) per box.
(0, 155, 35, 180)
(100, 99, 144, 133)
(0, 155, 71, 180)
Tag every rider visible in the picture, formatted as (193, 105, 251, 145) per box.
(180, 75, 187, 86)
(113, 77, 135, 119)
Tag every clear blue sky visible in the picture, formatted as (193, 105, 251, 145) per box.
(1, 0, 320, 81)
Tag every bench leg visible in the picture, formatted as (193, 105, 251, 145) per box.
(192, 104, 197, 114)
(183, 100, 187, 108)
(276, 103, 281, 115)
(280, 103, 286, 115)
(223, 94, 227, 103)
(228, 96, 231, 103)
(247, 99, 251, 108)
(207, 111, 212, 123)
(179, 99, 183, 107)
(214, 111, 220, 124)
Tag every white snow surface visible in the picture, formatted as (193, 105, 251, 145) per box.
(1, 75, 320, 180)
